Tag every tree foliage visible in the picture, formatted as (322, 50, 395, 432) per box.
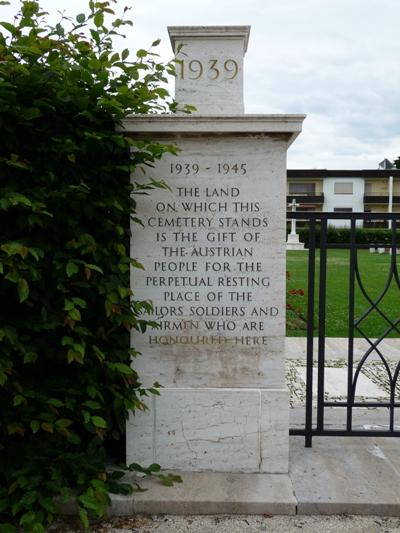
(0, 1, 182, 530)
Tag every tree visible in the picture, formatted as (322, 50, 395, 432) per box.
(0, 1, 182, 530)
(394, 157, 400, 169)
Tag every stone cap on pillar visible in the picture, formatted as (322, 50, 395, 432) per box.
(121, 114, 306, 146)
(168, 25, 250, 115)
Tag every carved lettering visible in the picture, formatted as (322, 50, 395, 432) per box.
(177, 59, 239, 81)
(137, 164, 280, 347)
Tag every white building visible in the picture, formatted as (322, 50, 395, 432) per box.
(287, 169, 400, 228)
(322, 176, 364, 227)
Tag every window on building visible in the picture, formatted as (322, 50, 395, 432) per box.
(288, 182, 315, 195)
(334, 182, 353, 194)
(364, 182, 373, 195)
(333, 207, 353, 212)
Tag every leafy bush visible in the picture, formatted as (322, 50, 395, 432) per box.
(0, 1, 183, 530)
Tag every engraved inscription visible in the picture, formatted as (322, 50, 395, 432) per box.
(177, 59, 239, 80)
(136, 161, 280, 347)
(169, 162, 247, 176)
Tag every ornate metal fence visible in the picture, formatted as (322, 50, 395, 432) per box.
(287, 212, 400, 447)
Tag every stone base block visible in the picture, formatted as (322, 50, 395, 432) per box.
(286, 242, 305, 250)
(127, 388, 289, 474)
(286, 233, 305, 250)
(108, 472, 296, 515)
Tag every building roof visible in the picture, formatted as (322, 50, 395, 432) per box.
(287, 169, 400, 179)
(379, 158, 395, 170)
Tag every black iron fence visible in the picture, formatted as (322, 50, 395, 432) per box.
(287, 212, 400, 447)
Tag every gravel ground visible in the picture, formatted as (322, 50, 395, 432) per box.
(53, 514, 400, 533)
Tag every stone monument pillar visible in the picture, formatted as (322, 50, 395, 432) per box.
(171, 26, 248, 114)
(124, 26, 305, 474)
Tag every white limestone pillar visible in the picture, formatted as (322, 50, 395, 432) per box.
(124, 26, 305, 473)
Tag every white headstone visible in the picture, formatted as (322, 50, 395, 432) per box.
(286, 198, 305, 250)
(124, 26, 305, 474)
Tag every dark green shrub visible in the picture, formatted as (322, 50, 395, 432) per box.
(289, 226, 400, 247)
(0, 1, 184, 530)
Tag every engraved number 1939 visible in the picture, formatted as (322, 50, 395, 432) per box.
(177, 59, 238, 81)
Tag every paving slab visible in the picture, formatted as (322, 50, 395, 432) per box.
(289, 405, 395, 430)
(297, 366, 384, 398)
(109, 472, 296, 516)
(104, 436, 400, 518)
(286, 337, 400, 361)
(290, 435, 400, 515)
(373, 438, 400, 478)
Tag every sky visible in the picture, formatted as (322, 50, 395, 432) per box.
(2, 0, 400, 169)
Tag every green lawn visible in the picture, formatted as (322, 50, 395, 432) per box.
(286, 249, 400, 338)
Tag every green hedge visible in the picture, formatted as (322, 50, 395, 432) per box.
(0, 2, 185, 531)
(287, 226, 400, 247)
